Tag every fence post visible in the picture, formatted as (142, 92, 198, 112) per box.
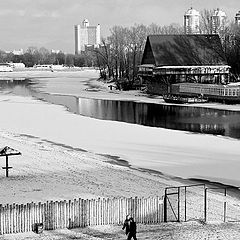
(163, 188, 167, 222)
(184, 187, 187, 222)
(0, 204, 2, 235)
(177, 187, 180, 222)
(224, 188, 227, 222)
(204, 188, 207, 222)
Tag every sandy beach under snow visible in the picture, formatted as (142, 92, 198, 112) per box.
(0, 69, 240, 239)
(0, 69, 239, 199)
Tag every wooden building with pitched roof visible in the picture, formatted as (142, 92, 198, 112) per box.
(138, 35, 240, 102)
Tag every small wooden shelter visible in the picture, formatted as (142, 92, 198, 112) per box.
(0, 146, 21, 177)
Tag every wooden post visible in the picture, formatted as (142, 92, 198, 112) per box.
(204, 188, 207, 222)
(177, 187, 180, 222)
(2, 156, 13, 177)
(184, 186, 187, 222)
(224, 188, 227, 222)
(163, 188, 167, 222)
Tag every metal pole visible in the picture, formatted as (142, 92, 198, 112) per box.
(224, 188, 227, 222)
(6, 156, 8, 177)
(178, 187, 180, 222)
(204, 188, 207, 222)
(164, 188, 167, 222)
(185, 186, 187, 222)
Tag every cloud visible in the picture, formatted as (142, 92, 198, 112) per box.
(0, 9, 26, 17)
(32, 10, 60, 18)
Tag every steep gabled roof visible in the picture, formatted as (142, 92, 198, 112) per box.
(141, 35, 228, 66)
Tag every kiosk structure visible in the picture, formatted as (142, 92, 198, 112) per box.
(0, 146, 21, 177)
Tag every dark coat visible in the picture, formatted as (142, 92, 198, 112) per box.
(122, 219, 130, 235)
(122, 219, 136, 235)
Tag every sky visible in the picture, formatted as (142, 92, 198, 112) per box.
(0, 0, 239, 53)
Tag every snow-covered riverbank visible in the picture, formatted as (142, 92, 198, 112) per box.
(0, 70, 240, 203)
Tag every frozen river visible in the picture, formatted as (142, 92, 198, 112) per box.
(0, 73, 240, 187)
(1, 78, 240, 140)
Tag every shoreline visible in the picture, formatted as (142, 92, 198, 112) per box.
(0, 70, 240, 203)
(1, 69, 240, 112)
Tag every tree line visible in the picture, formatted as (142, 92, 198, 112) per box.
(94, 10, 240, 86)
(94, 23, 184, 89)
(0, 47, 95, 67)
(1, 9, 240, 81)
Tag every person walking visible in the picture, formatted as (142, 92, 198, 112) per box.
(122, 215, 137, 240)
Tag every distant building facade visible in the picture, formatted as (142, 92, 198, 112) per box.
(211, 8, 226, 34)
(184, 7, 200, 34)
(5, 49, 24, 55)
(235, 11, 240, 25)
(51, 49, 61, 54)
(74, 19, 101, 54)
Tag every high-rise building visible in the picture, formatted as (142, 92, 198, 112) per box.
(235, 11, 240, 26)
(211, 8, 226, 34)
(74, 19, 101, 54)
(184, 7, 200, 34)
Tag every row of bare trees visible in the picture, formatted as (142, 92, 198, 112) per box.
(93, 10, 240, 86)
(0, 47, 95, 67)
(93, 23, 183, 88)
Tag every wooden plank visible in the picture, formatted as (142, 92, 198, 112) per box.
(40, 202, 44, 229)
(60, 201, 63, 229)
(73, 199, 77, 228)
(4, 205, 7, 234)
(2, 205, 5, 234)
(105, 198, 108, 225)
(143, 198, 146, 224)
(43, 202, 47, 230)
(100, 198, 103, 225)
(59, 201, 63, 229)
(78, 199, 81, 228)
(82, 199, 85, 227)
(24, 204, 27, 233)
(52, 201, 56, 230)
(15, 204, 19, 233)
(0, 204, 2, 235)
(96, 198, 99, 226)
(9, 204, 13, 234)
(113, 198, 116, 224)
(103, 198, 106, 225)
(70, 200, 73, 229)
(38, 202, 42, 226)
(63, 200, 66, 228)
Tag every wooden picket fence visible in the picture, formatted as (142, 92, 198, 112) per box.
(0, 196, 164, 235)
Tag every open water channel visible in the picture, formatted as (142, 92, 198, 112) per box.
(0, 78, 240, 140)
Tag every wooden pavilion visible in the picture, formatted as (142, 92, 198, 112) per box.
(138, 35, 231, 97)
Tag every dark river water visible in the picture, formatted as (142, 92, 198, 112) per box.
(1, 79, 240, 139)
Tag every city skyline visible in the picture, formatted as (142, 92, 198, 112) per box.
(0, 0, 239, 53)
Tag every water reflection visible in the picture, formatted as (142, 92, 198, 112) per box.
(0, 79, 240, 139)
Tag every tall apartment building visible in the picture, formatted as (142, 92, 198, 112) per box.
(184, 7, 200, 34)
(74, 19, 101, 54)
(211, 8, 226, 34)
(235, 11, 240, 25)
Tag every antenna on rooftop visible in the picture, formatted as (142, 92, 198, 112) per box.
(190, 0, 194, 8)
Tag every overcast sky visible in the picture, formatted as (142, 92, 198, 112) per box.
(0, 0, 239, 53)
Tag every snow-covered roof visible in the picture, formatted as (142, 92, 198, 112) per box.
(212, 8, 226, 17)
(141, 35, 228, 66)
(185, 7, 200, 16)
(156, 65, 230, 69)
(0, 146, 21, 156)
